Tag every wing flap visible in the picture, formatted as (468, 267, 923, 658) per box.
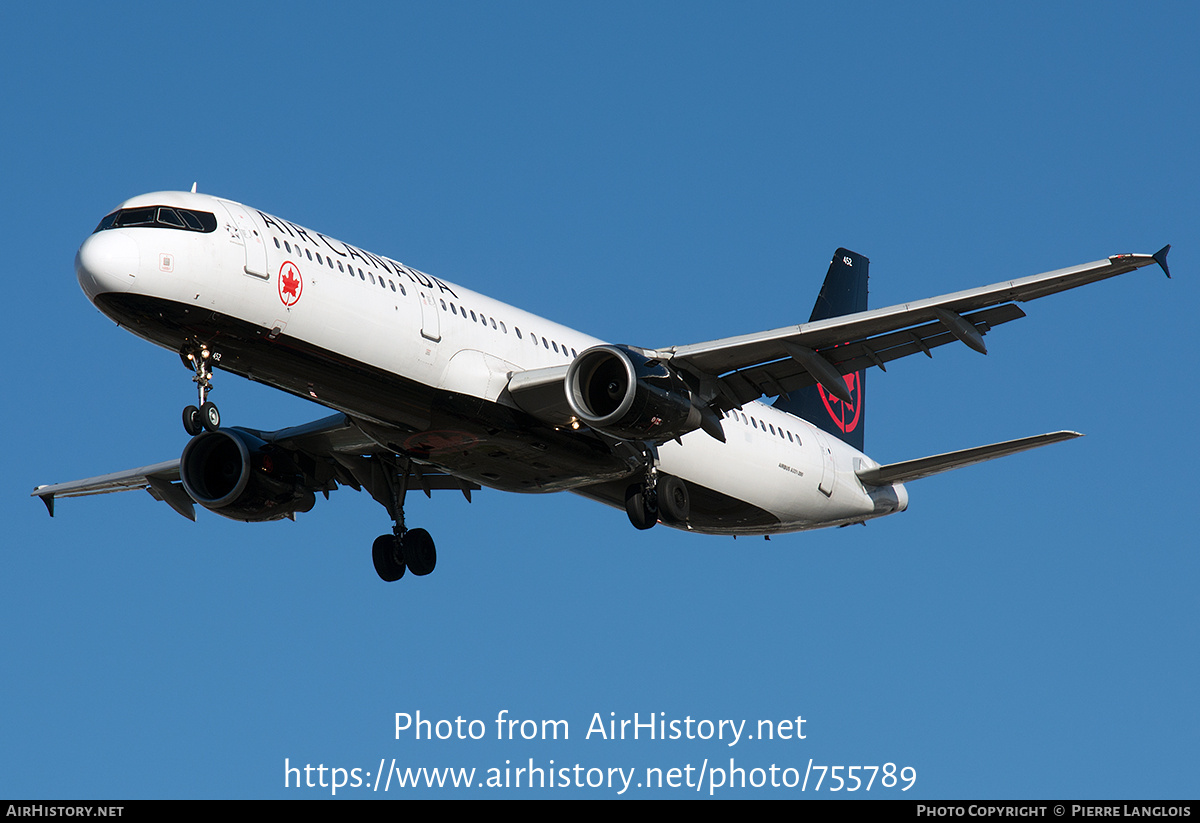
(240, 413, 381, 454)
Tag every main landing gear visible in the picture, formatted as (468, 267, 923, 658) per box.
(625, 474, 658, 530)
(372, 528, 436, 581)
(181, 344, 220, 436)
(370, 457, 437, 583)
(623, 453, 690, 531)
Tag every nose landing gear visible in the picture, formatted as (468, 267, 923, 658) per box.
(180, 345, 220, 436)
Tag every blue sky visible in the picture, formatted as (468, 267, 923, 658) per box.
(2, 2, 1197, 799)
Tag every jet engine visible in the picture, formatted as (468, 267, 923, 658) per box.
(180, 429, 317, 522)
(566, 345, 713, 443)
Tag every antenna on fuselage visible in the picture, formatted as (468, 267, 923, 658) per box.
(190, 182, 198, 193)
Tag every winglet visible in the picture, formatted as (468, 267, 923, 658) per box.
(36, 490, 54, 517)
(1153, 244, 1171, 279)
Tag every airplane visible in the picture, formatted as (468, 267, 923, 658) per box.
(33, 190, 1172, 583)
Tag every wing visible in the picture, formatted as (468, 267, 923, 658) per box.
(33, 460, 192, 519)
(33, 413, 480, 520)
(507, 248, 1170, 426)
(663, 247, 1171, 409)
(505, 364, 574, 426)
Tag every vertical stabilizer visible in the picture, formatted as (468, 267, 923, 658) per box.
(774, 248, 869, 451)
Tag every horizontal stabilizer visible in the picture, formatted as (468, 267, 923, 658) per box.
(857, 431, 1082, 486)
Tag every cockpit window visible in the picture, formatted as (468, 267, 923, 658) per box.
(113, 207, 157, 227)
(156, 208, 187, 228)
(94, 206, 217, 234)
(177, 209, 207, 231)
(93, 212, 119, 232)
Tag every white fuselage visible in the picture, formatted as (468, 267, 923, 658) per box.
(76, 191, 907, 535)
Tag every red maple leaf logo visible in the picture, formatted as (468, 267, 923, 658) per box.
(278, 262, 302, 306)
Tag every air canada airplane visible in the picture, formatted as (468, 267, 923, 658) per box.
(34, 190, 1172, 582)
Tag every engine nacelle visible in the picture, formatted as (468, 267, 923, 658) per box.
(566, 345, 705, 442)
(180, 429, 317, 522)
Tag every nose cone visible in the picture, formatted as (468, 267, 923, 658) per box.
(76, 231, 140, 300)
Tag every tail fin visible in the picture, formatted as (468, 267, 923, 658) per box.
(773, 248, 869, 451)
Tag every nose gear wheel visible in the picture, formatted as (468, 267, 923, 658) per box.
(180, 344, 220, 436)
